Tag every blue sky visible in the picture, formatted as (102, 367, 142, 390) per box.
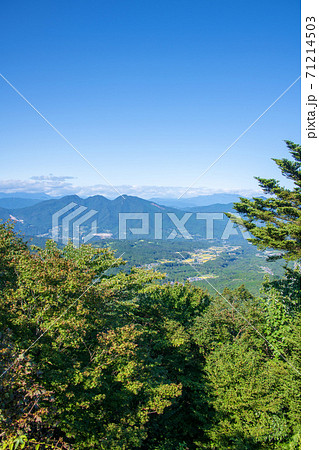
(1, 0, 300, 198)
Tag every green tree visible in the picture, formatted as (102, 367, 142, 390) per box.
(0, 223, 208, 449)
(192, 286, 300, 449)
(0, 224, 184, 448)
(219, 141, 302, 447)
(228, 141, 301, 261)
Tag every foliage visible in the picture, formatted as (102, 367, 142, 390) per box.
(191, 283, 300, 448)
(0, 223, 206, 448)
(228, 141, 301, 260)
(0, 139, 301, 450)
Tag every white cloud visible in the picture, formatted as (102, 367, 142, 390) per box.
(0, 177, 262, 199)
(30, 175, 76, 182)
(0, 177, 76, 197)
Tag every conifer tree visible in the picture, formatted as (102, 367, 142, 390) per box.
(228, 141, 301, 260)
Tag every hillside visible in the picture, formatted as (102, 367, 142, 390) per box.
(2, 194, 246, 243)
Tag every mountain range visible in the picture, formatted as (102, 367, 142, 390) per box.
(0, 192, 250, 210)
(149, 193, 243, 209)
(0, 194, 249, 243)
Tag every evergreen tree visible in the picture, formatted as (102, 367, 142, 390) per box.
(228, 141, 301, 260)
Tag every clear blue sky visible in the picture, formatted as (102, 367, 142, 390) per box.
(0, 0, 300, 198)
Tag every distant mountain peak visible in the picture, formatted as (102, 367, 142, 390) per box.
(87, 194, 110, 200)
(62, 194, 81, 201)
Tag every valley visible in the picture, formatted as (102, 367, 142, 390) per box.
(103, 239, 285, 295)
